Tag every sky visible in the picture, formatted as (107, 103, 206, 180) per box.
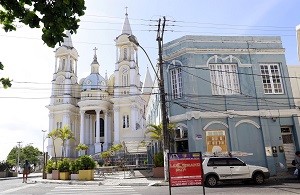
(0, 0, 300, 161)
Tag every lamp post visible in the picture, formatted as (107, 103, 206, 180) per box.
(128, 35, 159, 80)
(16, 141, 22, 173)
(42, 130, 47, 179)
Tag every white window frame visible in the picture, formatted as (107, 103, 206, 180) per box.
(170, 68, 183, 99)
(209, 63, 240, 95)
(260, 64, 284, 94)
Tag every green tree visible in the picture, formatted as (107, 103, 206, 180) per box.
(0, 0, 86, 48)
(57, 125, 75, 158)
(48, 129, 59, 166)
(76, 143, 89, 155)
(6, 145, 41, 166)
(0, 62, 12, 88)
(145, 123, 176, 152)
(0, 0, 86, 89)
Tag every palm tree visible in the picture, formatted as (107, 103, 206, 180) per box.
(145, 124, 163, 151)
(76, 143, 89, 155)
(145, 123, 176, 152)
(48, 129, 59, 167)
(57, 125, 75, 158)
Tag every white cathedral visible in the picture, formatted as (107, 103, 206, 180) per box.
(46, 13, 153, 158)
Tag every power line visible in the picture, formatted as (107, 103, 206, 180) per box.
(167, 63, 300, 80)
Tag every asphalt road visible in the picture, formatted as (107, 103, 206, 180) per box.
(0, 178, 299, 195)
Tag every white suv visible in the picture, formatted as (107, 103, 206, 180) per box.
(203, 157, 270, 187)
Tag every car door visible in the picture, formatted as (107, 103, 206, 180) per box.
(209, 158, 232, 180)
(228, 158, 250, 179)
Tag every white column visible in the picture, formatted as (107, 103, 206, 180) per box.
(107, 111, 112, 144)
(80, 111, 85, 144)
(96, 110, 100, 143)
(67, 55, 70, 72)
(131, 105, 137, 131)
(47, 113, 54, 156)
(116, 46, 119, 63)
(114, 107, 120, 143)
(62, 113, 71, 157)
(75, 60, 78, 76)
(103, 111, 108, 150)
(95, 109, 101, 153)
(55, 57, 58, 73)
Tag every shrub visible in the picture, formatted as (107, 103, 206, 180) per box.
(58, 158, 70, 172)
(0, 161, 9, 172)
(70, 159, 80, 174)
(78, 155, 96, 170)
(46, 160, 54, 174)
(154, 152, 164, 167)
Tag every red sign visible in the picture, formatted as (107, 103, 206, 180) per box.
(169, 153, 203, 187)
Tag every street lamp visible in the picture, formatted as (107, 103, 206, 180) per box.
(42, 130, 47, 179)
(128, 35, 160, 81)
(16, 141, 22, 173)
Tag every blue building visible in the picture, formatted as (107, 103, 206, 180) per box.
(160, 35, 300, 175)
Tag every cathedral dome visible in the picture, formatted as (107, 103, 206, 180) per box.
(82, 73, 107, 91)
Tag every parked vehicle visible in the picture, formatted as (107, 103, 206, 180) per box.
(203, 157, 270, 187)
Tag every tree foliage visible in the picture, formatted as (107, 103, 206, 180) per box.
(47, 125, 74, 166)
(0, 61, 12, 88)
(57, 125, 75, 158)
(75, 143, 88, 151)
(0, 0, 86, 48)
(0, 0, 86, 89)
(145, 123, 176, 152)
(6, 145, 41, 166)
(47, 128, 59, 166)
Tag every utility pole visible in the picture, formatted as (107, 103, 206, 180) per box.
(16, 141, 22, 173)
(156, 16, 169, 181)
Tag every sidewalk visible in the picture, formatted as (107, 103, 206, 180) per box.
(32, 170, 167, 186)
(1, 171, 298, 186)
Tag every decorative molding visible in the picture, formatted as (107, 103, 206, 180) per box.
(163, 48, 285, 61)
(206, 54, 242, 67)
(113, 106, 120, 112)
(235, 119, 260, 129)
(203, 121, 229, 131)
(176, 123, 188, 129)
(169, 109, 299, 123)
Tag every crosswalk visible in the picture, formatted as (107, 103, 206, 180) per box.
(45, 185, 141, 195)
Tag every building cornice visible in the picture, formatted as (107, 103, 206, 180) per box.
(163, 48, 285, 61)
(169, 109, 299, 123)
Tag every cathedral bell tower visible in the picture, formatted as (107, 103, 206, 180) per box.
(47, 31, 80, 158)
(112, 12, 145, 144)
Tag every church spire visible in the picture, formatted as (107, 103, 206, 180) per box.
(91, 47, 99, 73)
(121, 7, 132, 35)
(62, 31, 73, 47)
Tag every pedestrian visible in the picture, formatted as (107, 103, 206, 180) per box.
(22, 160, 30, 183)
(294, 151, 300, 180)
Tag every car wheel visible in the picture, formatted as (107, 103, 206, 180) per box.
(253, 173, 264, 184)
(205, 175, 218, 187)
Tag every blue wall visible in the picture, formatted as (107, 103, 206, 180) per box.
(162, 35, 298, 175)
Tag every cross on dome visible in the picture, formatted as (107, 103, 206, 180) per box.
(93, 47, 98, 61)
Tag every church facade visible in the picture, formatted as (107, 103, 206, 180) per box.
(46, 14, 153, 158)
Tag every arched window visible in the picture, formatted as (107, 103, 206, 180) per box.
(123, 114, 129, 128)
(124, 48, 128, 60)
(62, 59, 66, 71)
(122, 68, 129, 86)
(209, 63, 240, 95)
(70, 60, 73, 72)
(170, 61, 183, 99)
